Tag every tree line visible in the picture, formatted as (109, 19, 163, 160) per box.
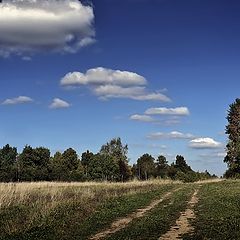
(0, 137, 215, 182)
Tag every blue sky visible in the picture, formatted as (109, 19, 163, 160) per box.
(1, 0, 240, 175)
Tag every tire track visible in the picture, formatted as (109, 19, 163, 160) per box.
(89, 188, 180, 240)
(159, 188, 199, 240)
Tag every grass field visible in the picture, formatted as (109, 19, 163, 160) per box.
(0, 179, 239, 240)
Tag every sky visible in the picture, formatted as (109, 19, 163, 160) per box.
(1, 0, 240, 176)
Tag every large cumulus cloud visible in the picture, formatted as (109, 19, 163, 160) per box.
(0, 0, 95, 57)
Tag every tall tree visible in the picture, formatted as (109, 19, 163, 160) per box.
(137, 153, 155, 180)
(224, 98, 240, 177)
(175, 155, 192, 173)
(18, 146, 51, 181)
(156, 155, 168, 178)
(88, 153, 119, 181)
(81, 150, 94, 177)
(62, 148, 83, 181)
(18, 145, 37, 181)
(0, 144, 17, 182)
(100, 138, 131, 181)
(49, 151, 64, 181)
(62, 148, 79, 171)
(33, 147, 51, 180)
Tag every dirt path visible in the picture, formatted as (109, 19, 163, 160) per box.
(89, 188, 180, 240)
(159, 188, 199, 240)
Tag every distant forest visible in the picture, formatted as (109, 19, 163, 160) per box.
(0, 137, 216, 183)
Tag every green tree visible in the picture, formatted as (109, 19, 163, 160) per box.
(18, 146, 50, 181)
(156, 155, 168, 178)
(49, 151, 64, 181)
(224, 98, 240, 177)
(100, 138, 131, 181)
(33, 147, 51, 180)
(0, 144, 17, 182)
(167, 163, 178, 179)
(88, 154, 119, 181)
(137, 153, 155, 180)
(62, 148, 79, 170)
(18, 145, 37, 181)
(81, 150, 94, 178)
(62, 148, 83, 181)
(175, 155, 192, 173)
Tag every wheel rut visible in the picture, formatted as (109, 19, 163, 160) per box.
(159, 188, 199, 240)
(89, 188, 180, 240)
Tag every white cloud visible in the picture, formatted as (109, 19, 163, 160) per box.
(49, 98, 70, 109)
(131, 92, 171, 101)
(130, 143, 167, 149)
(0, 0, 95, 57)
(60, 67, 171, 102)
(22, 56, 32, 61)
(199, 152, 227, 158)
(130, 114, 155, 122)
(2, 96, 33, 105)
(189, 138, 222, 149)
(61, 67, 147, 86)
(94, 85, 145, 98)
(145, 107, 189, 116)
(147, 131, 194, 140)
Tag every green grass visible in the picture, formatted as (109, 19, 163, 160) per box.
(105, 185, 195, 240)
(5, 180, 240, 240)
(183, 180, 240, 240)
(0, 181, 177, 240)
(74, 185, 175, 240)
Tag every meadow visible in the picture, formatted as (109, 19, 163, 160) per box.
(0, 179, 239, 240)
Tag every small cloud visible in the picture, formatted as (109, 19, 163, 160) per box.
(22, 56, 32, 61)
(189, 138, 222, 149)
(132, 92, 170, 102)
(218, 131, 225, 136)
(148, 131, 194, 140)
(199, 152, 227, 158)
(2, 96, 33, 105)
(49, 98, 71, 109)
(145, 107, 190, 116)
(152, 144, 167, 149)
(130, 114, 155, 122)
(163, 118, 181, 125)
(130, 143, 167, 149)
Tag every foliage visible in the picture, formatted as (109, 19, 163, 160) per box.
(0, 137, 215, 182)
(224, 98, 240, 177)
(0, 144, 17, 182)
(156, 155, 168, 178)
(87, 153, 119, 181)
(136, 153, 155, 180)
(100, 137, 131, 181)
(18, 146, 51, 181)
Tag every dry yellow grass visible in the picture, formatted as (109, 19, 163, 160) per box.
(0, 179, 179, 208)
(0, 179, 179, 236)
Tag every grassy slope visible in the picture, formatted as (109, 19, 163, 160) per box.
(106, 185, 195, 240)
(183, 180, 240, 240)
(0, 181, 176, 240)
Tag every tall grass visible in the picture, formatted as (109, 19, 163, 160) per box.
(0, 180, 178, 238)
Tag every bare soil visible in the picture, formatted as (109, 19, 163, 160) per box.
(159, 188, 199, 240)
(89, 189, 180, 240)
